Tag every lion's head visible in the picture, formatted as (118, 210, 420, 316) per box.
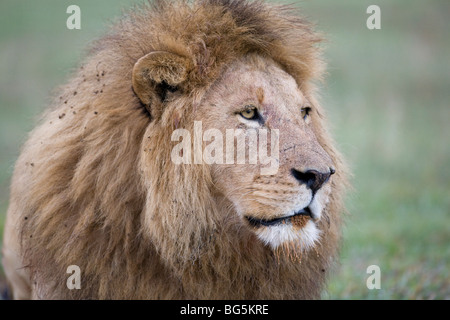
(3, 0, 347, 299)
(135, 52, 336, 254)
(198, 55, 336, 251)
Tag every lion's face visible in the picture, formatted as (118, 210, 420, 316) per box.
(195, 55, 335, 251)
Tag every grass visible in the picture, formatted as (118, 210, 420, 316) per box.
(302, 0, 450, 299)
(0, 0, 449, 299)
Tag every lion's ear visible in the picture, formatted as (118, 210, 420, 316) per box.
(132, 51, 192, 105)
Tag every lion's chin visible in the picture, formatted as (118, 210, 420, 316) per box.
(253, 220, 321, 251)
(244, 205, 323, 250)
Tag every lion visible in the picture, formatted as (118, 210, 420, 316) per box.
(2, 0, 347, 299)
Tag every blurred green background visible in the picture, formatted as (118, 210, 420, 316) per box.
(0, 0, 449, 299)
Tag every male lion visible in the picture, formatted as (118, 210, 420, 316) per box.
(2, 0, 347, 299)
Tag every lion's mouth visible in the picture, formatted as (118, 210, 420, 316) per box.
(246, 207, 312, 228)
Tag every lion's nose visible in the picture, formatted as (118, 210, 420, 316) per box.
(291, 167, 335, 193)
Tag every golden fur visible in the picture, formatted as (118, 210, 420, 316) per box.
(2, 0, 347, 299)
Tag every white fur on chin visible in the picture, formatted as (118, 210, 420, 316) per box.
(255, 220, 321, 250)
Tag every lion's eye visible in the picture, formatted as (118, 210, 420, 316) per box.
(239, 105, 258, 120)
(301, 107, 311, 120)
